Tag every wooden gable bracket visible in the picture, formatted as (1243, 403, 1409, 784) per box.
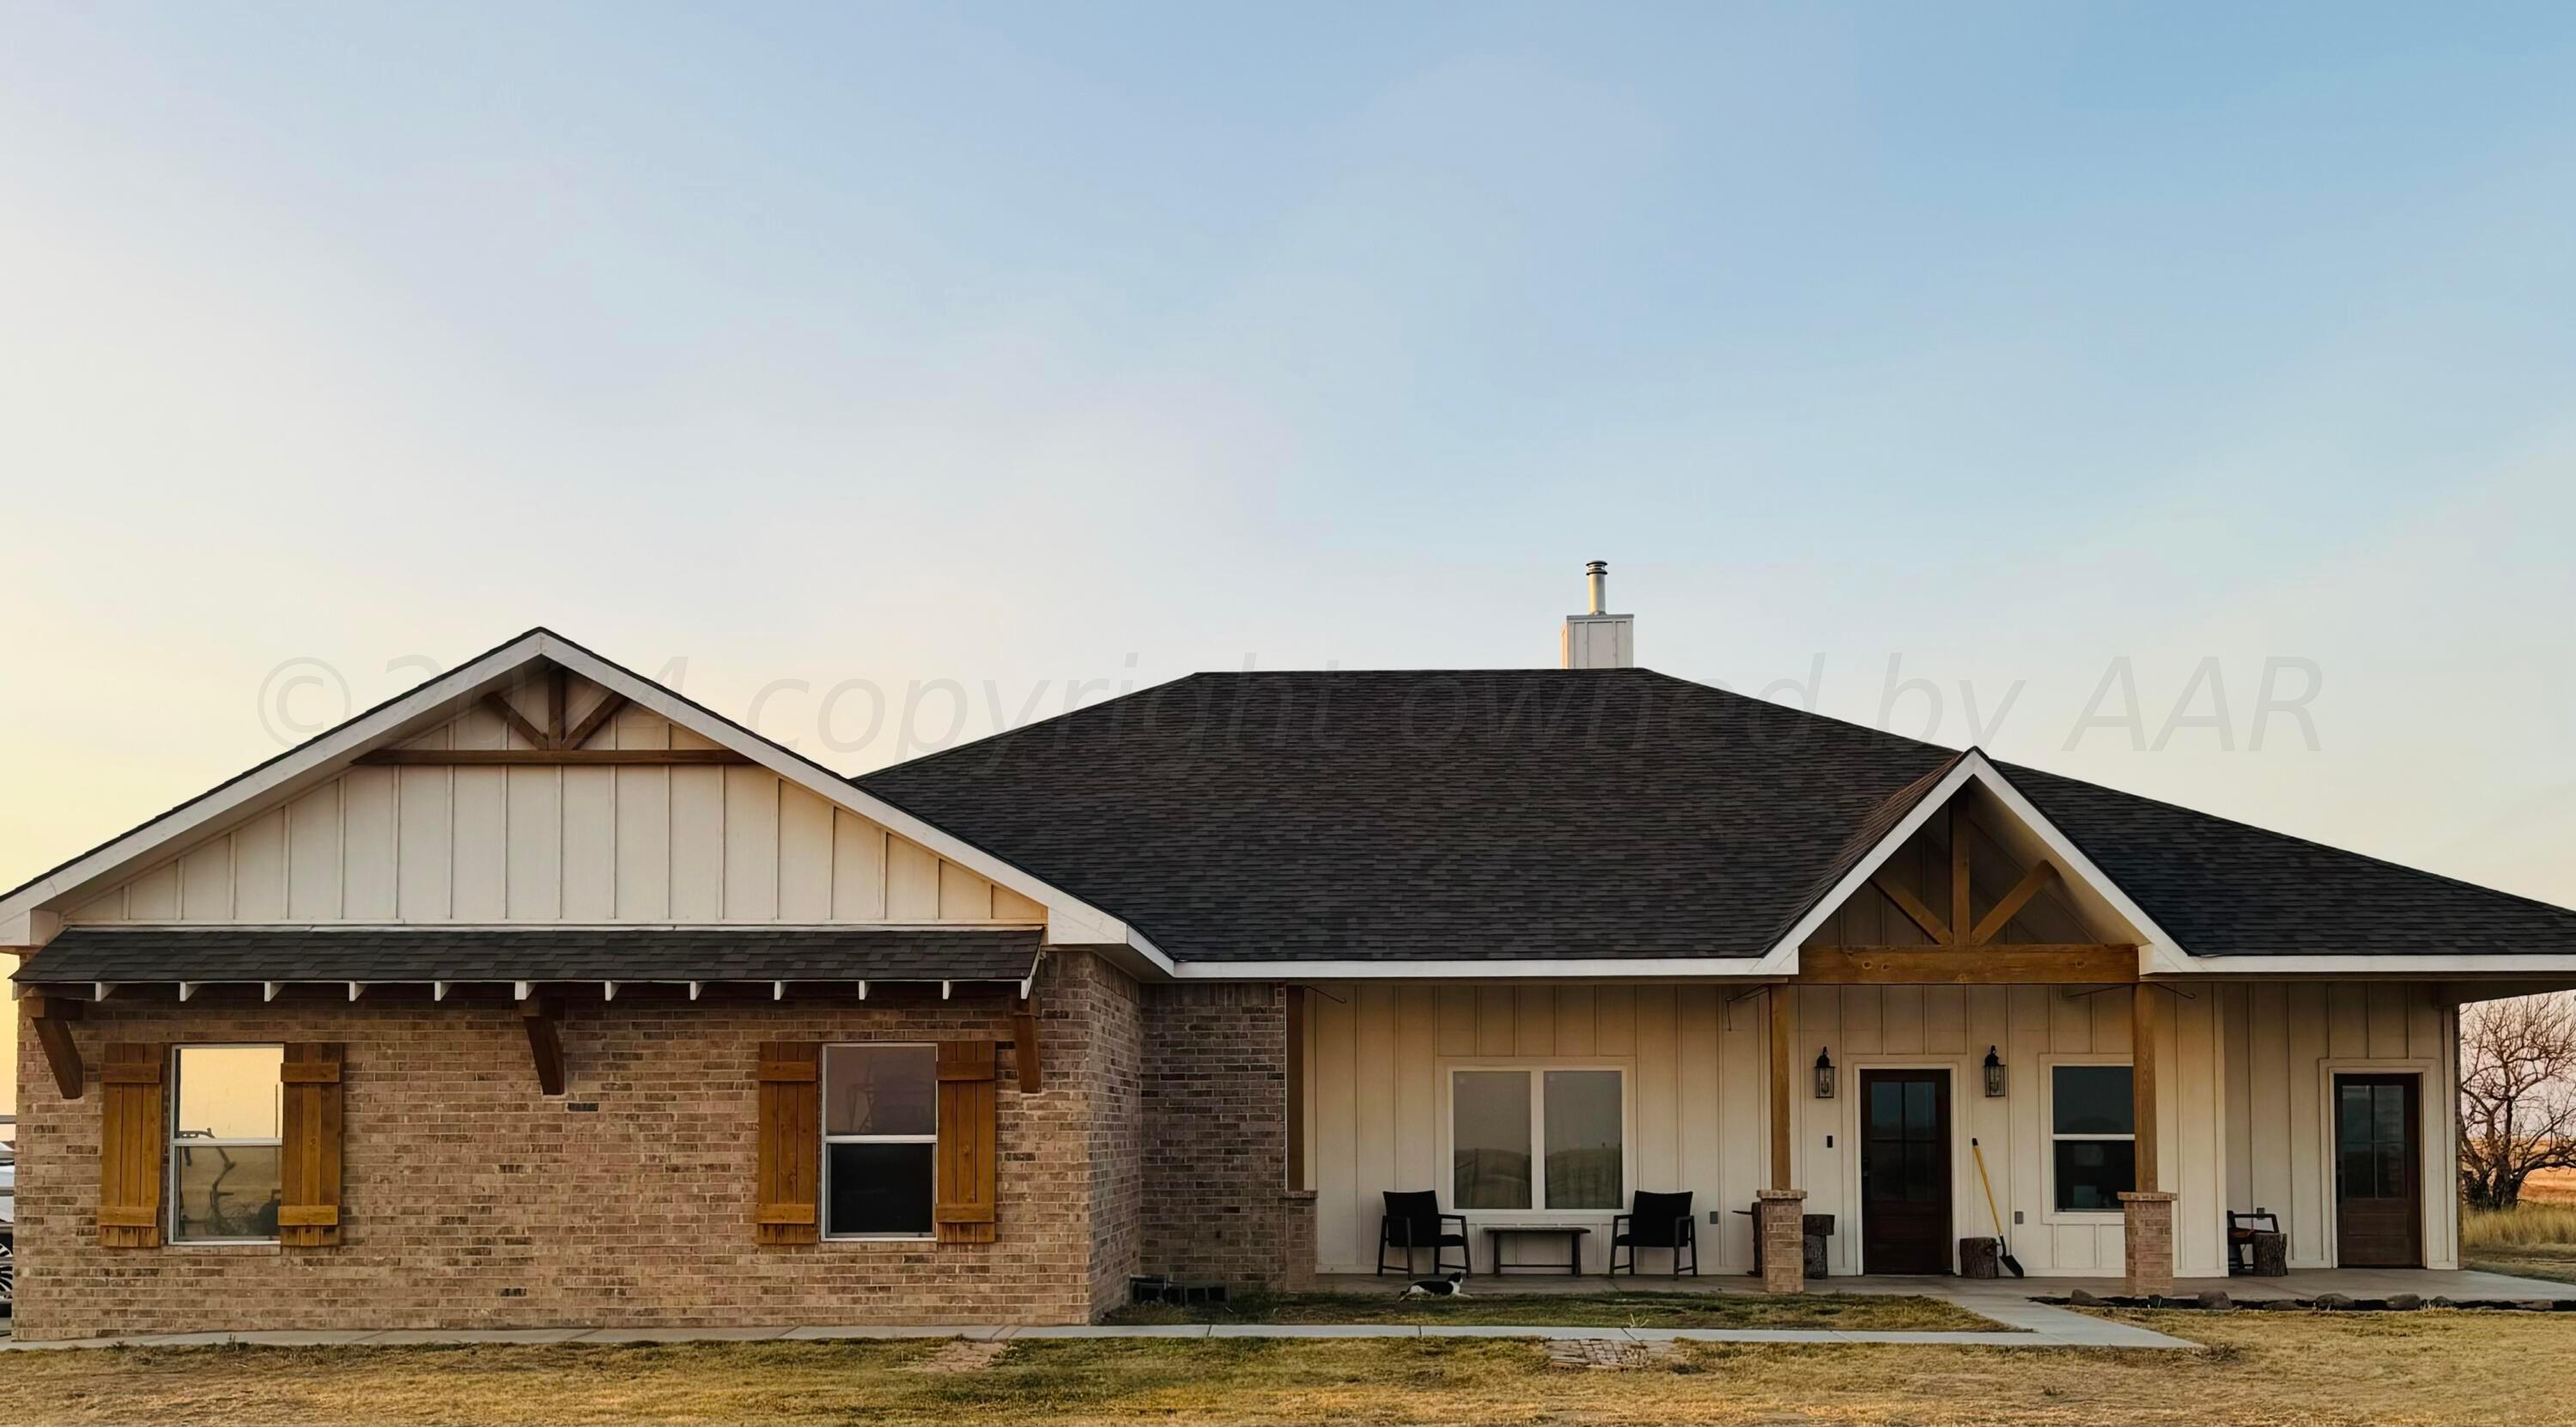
(1841, 802, 2084, 975)
(28, 992, 85, 1097)
(519, 993, 568, 1096)
(355, 663, 743, 767)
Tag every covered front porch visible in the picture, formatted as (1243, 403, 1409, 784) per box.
(1295, 964, 2506, 1293)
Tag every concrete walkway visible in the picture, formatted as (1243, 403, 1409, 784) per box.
(0, 1293, 2192, 1351)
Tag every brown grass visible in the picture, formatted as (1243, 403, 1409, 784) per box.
(1104, 1290, 1993, 1331)
(2, 1311, 2573, 1425)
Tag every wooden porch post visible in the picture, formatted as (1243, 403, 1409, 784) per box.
(2132, 985, 2159, 1193)
(1761, 984, 1808, 1291)
(2122, 984, 2175, 1295)
(1769, 986, 1794, 1190)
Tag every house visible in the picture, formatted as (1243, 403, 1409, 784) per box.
(9, 579, 2576, 1339)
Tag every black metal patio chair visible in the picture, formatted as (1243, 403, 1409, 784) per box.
(1610, 1189, 1698, 1276)
(1376, 1190, 1470, 1278)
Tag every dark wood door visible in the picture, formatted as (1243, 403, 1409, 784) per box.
(1861, 1071, 1953, 1274)
(2336, 1074, 2421, 1267)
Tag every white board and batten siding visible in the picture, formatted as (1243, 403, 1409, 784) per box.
(61, 689, 1046, 930)
(1304, 981, 2458, 1278)
(2216, 981, 2459, 1271)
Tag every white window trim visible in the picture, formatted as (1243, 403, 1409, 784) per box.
(2040, 1054, 2135, 1224)
(1435, 1058, 1635, 1220)
(820, 1041, 939, 1242)
(167, 1043, 284, 1247)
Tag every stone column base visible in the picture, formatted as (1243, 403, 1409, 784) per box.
(1757, 1189, 1808, 1294)
(2120, 1191, 2177, 1297)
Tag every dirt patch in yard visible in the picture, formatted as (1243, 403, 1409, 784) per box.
(0, 1311, 2571, 1425)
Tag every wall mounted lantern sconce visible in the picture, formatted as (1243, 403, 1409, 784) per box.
(1984, 1045, 2007, 1098)
(1814, 1047, 1836, 1099)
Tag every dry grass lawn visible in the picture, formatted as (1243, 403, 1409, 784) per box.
(1106, 1290, 1992, 1330)
(2464, 1199, 2576, 1285)
(2, 1310, 2573, 1425)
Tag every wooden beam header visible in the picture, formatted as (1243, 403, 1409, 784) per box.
(1798, 944, 2138, 985)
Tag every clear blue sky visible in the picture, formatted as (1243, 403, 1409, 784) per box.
(5, 3, 2575, 909)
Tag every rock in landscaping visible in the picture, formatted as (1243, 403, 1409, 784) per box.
(2429, 1296, 2455, 1309)
(2196, 1291, 2233, 1311)
(2068, 1289, 2103, 1307)
(2518, 1300, 2560, 1313)
(2312, 1293, 2354, 1310)
(2385, 1294, 2421, 1311)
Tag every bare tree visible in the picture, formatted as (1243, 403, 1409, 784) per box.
(2459, 993, 2576, 1209)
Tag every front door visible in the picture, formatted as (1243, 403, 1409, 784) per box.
(1861, 1070, 1953, 1274)
(2336, 1074, 2422, 1267)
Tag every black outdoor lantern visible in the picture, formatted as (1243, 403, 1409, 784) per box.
(1814, 1047, 1836, 1099)
(1984, 1045, 2007, 1098)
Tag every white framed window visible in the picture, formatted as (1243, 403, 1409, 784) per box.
(822, 1043, 938, 1239)
(2045, 1061, 2136, 1214)
(1447, 1066, 1627, 1212)
(168, 1044, 284, 1244)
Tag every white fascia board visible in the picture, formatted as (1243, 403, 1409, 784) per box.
(2160, 955, 2576, 977)
(1751, 750, 2188, 976)
(527, 635, 1139, 956)
(1169, 956, 1779, 981)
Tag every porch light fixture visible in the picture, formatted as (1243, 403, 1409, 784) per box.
(1814, 1047, 1835, 1099)
(1984, 1046, 2007, 1098)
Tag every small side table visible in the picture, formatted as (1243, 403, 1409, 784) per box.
(2248, 1231, 2289, 1277)
(1484, 1224, 1591, 1276)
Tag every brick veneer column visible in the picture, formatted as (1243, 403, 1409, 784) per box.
(2120, 1191, 2177, 1297)
(1279, 1190, 1318, 1290)
(1756, 1189, 1807, 1294)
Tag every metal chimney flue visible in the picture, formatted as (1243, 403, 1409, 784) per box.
(1560, 562, 1635, 670)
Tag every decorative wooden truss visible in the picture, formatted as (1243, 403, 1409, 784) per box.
(1797, 802, 2138, 984)
(355, 664, 750, 767)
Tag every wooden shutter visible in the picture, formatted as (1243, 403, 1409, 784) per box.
(97, 1043, 164, 1248)
(278, 1043, 344, 1248)
(934, 1040, 999, 1244)
(755, 1042, 820, 1246)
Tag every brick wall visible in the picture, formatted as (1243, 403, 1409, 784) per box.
(1137, 981, 1300, 1288)
(1080, 961, 1145, 1318)
(12, 950, 1140, 1340)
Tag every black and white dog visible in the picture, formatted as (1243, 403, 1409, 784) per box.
(1404, 1272, 1468, 1297)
